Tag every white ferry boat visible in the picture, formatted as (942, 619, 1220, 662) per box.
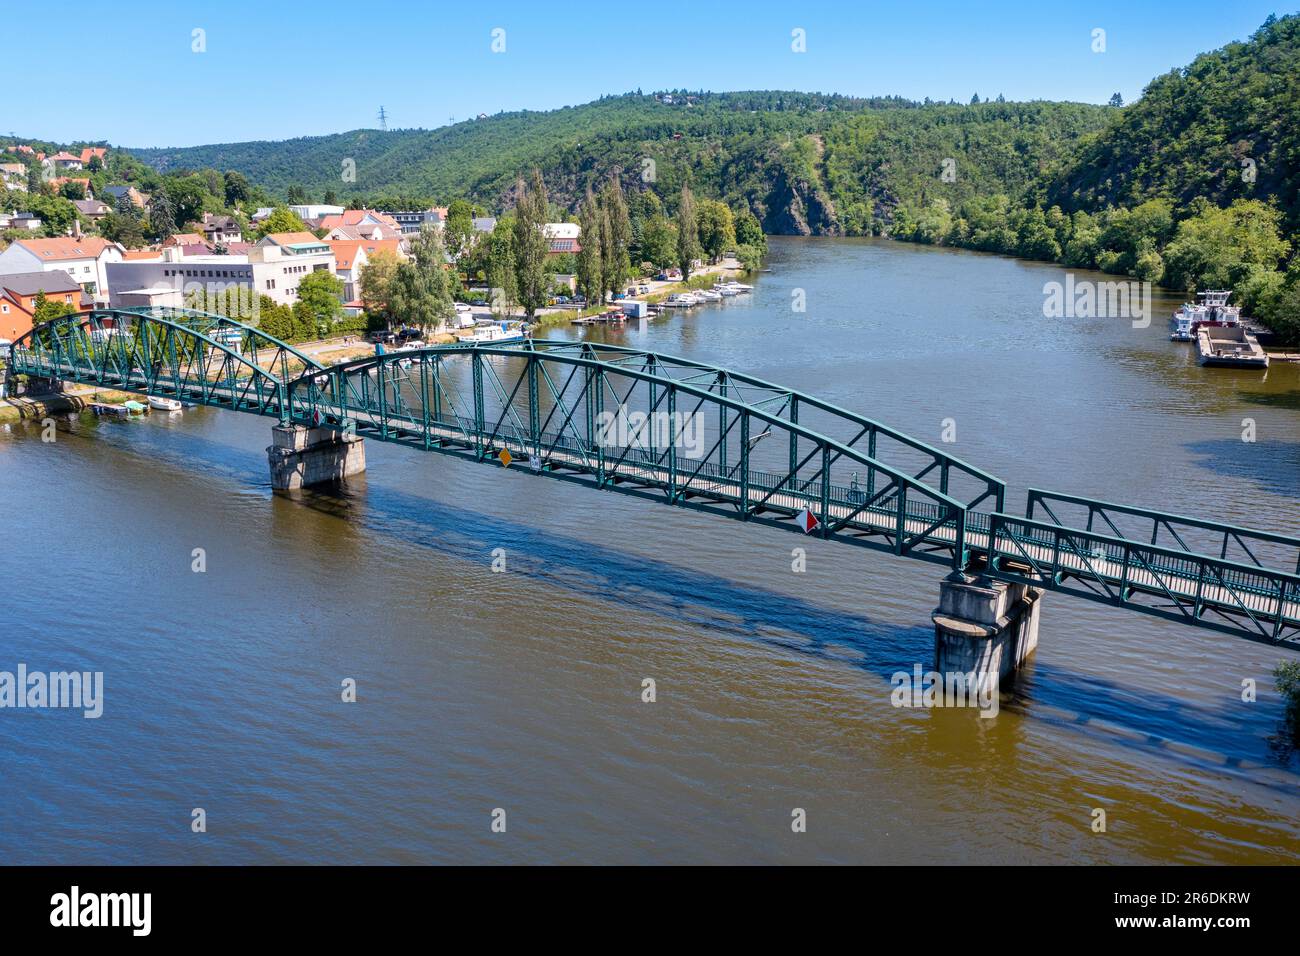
(1170, 290, 1239, 341)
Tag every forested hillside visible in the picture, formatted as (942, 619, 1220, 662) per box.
(129, 92, 1110, 237)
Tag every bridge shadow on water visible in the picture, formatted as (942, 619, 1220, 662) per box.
(1184, 437, 1300, 499)
(70, 418, 1300, 780)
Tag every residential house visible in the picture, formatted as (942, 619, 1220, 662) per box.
(47, 151, 83, 171)
(1, 163, 28, 192)
(0, 235, 124, 301)
(543, 222, 582, 256)
(48, 177, 91, 195)
(317, 209, 403, 241)
(0, 211, 43, 231)
(201, 214, 242, 245)
(162, 232, 209, 249)
(288, 204, 344, 223)
(327, 238, 402, 301)
(385, 207, 447, 235)
(103, 185, 146, 209)
(0, 270, 85, 342)
(78, 147, 107, 166)
(73, 198, 111, 223)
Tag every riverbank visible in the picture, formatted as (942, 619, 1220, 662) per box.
(0, 386, 138, 423)
(530, 256, 749, 330)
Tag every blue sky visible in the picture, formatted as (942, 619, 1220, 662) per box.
(9, 0, 1292, 147)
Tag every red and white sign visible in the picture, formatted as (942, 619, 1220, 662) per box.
(796, 508, 819, 534)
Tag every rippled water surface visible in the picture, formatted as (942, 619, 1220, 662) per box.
(2, 237, 1298, 864)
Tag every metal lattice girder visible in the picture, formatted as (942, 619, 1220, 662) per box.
(285, 340, 975, 569)
(986, 512, 1300, 646)
(8, 308, 323, 422)
(1026, 488, 1300, 576)
(504, 339, 1007, 513)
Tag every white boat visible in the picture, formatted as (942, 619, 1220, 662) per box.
(456, 323, 526, 345)
(1171, 291, 1239, 341)
(696, 289, 722, 301)
(714, 283, 740, 296)
(148, 397, 182, 412)
(663, 293, 698, 308)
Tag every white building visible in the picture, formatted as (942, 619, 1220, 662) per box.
(0, 235, 124, 301)
(288, 204, 344, 221)
(105, 232, 336, 308)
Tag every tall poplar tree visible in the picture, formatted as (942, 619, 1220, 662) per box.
(575, 187, 603, 305)
(676, 183, 700, 279)
(512, 170, 552, 319)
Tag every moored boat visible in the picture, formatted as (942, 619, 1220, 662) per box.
(148, 397, 183, 412)
(1196, 324, 1270, 369)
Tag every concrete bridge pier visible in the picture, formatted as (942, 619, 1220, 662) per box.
(267, 423, 366, 491)
(932, 572, 1042, 684)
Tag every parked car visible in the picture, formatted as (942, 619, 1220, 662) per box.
(470, 298, 488, 307)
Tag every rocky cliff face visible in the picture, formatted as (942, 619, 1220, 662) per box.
(761, 169, 842, 235)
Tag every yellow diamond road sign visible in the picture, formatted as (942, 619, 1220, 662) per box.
(498, 448, 513, 468)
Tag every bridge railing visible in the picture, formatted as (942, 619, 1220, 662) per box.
(987, 512, 1299, 644)
(1026, 488, 1300, 576)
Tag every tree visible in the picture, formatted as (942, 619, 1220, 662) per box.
(486, 216, 518, 315)
(254, 206, 309, 239)
(223, 170, 251, 207)
(443, 198, 476, 264)
(147, 192, 176, 241)
(676, 183, 700, 278)
(575, 188, 603, 304)
(390, 226, 455, 332)
(734, 209, 766, 250)
(358, 249, 401, 327)
(695, 199, 736, 262)
(1164, 199, 1290, 305)
(641, 214, 677, 270)
(598, 179, 631, 298)
(32, 290, 76, 326)
(512, 170, 552, 318)
(1108, 92, 1124, 107)
(294, 270, 345, 336)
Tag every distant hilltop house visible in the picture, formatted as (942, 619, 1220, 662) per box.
(78, 147, 107, 165)
(0, 269, 85, 342)
(0, 235, 125, 302)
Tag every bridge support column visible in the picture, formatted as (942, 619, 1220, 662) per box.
(267, 424, 366, 491)
(932, 572, 1041, 684)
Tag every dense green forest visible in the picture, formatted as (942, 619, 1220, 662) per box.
(127, 92, 1112, 237)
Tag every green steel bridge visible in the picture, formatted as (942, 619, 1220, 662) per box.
(8, 307, 1299, 648)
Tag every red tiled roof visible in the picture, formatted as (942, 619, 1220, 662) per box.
(15, 236, 117, 261)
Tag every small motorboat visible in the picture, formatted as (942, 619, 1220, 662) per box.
(90, 402, 129, 418)
(123, 400, 148, 415)
(148, 397, 183, 412)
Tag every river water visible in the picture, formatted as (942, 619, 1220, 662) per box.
(2, 236, 1297, 864)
